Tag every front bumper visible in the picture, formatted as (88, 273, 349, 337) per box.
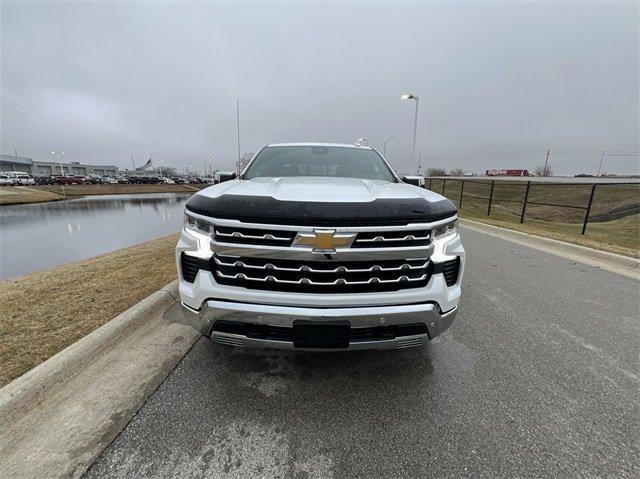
(179, 300, 457, 351)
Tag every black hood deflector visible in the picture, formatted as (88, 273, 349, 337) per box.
(186, 194, 457, 226)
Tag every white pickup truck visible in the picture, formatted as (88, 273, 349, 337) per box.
(177, 143, 464, 350)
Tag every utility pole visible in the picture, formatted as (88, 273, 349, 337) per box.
(131, 154, 135, 171)
(596, 150, 605, 177)
(236, 99, 241, 176)
(417, 151, 422, 176)
(543, 148, 550, 176)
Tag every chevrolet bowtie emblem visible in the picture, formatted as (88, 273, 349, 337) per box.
(294, 229, 356, 252)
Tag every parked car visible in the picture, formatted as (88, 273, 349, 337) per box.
(158, 176, 176, 184)
(33, 175, 56, 185)
(0, 173, 14, 186)
(102, 176, 119, 184)
(128, 176, 156, 184)
(172, 177, 189, 184)
(86, 174, 104, 184)
(177, 142, 464, 351)
(54, 175, 85, 185)
(116, 176, 130, 184)
(2, 171, 35, 185)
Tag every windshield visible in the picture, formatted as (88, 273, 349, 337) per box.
(244, 145, 396, 182)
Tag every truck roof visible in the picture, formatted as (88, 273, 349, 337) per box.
(266, 142, 373, 150)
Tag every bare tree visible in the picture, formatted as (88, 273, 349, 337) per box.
(449, 168, 465, 176)
(534, 164, 554, 176)
(237, 152, 254, 172)
(426, 167, 447, 177)
(162, 166, 177, 178)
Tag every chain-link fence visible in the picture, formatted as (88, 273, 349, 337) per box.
(425, 178, 640, 256)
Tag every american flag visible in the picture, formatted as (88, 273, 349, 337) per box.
(136, 158, 152, 171)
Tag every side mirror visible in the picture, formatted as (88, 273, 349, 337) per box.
(402, 175, 425, 187)
(217, 172, 237, 183)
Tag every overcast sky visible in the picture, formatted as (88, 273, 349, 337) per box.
(1, 1, 638, 175)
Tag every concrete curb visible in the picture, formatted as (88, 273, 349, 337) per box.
(0, 280, 201, 478)
(460, 218, 640, 280)
(0, 281, 178, 429)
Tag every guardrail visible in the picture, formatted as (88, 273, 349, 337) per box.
(425, 178, 640, 235)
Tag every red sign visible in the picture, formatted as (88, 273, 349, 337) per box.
(485, 169, 531, 177)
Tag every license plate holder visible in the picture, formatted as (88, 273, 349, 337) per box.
(293, 320, 350, 348)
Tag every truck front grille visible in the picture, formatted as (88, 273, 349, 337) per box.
(213, 254, 431, 293)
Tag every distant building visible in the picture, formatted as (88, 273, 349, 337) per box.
(485, 169, 531, 177)
(0, 153, 119, 176)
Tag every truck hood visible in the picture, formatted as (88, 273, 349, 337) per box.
(186, 177, 457, 226)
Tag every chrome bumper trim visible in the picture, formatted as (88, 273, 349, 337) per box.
(179, 300, 457, 350)
(211, 333, 430, 351)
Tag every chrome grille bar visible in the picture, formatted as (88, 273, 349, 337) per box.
(216, 271, 429, 286)
(215, 231, 292, 241)
(356, 234, 430, 243)
(215, 255, 429, 272)
(211, 241, 434, 261)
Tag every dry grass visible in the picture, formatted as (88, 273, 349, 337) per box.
(0, 186, 64, 206)
(462, 212, 640, 258)
(0, 183, 206, 206)
(428, 179, 640, 257)
(0, 233, 179, 387)
(38, 183, 205, 197)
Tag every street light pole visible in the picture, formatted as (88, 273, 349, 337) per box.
(383, 136, 395, 157)
(597, 150, 606, 177)
(51, 150, 66, 175)
(401, 94, 420, 162)
(205, 155, 214, 179)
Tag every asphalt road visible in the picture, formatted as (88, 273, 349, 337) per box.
(85, 227, 639, 478)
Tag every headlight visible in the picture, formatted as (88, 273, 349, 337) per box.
(184, 213, 214, 235)
(431, 219, 457, 239)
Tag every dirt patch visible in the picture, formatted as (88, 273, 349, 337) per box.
(0, 233, 180, 387)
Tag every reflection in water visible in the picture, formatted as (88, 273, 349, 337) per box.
(0, 193, 192, 280)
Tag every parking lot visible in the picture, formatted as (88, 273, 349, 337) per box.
(85, 227, 639, 478)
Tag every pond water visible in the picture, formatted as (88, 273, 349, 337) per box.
(0, 193, 191, 280)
